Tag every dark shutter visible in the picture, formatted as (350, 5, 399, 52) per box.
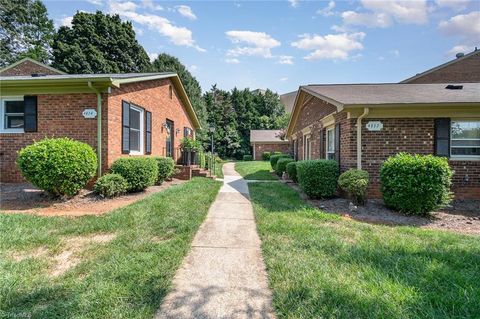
(184, 127, 188, 137)
(122, 101, 130, 154)
(319, 128, 325, 159)
(145, 111, 152, 155)
(334, 123, 341, 164)
(434, 118, 450, 157)
(23, 96, 37, 132)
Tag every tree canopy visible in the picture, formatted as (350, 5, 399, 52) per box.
(0, 0, 55, 67)
(52, 11, 150, 74)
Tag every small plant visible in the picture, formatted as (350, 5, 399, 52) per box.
(110, 157, 158, 192)
(262, 152, 271, 161)
(154, 157, 175, 184)
(199, 152, 206, 168)
(243, 154, 253, 161)
(297, 160, 339, 199)
(16, 137, 97, 197)
(270, 154, 291, 170)
(275, 158, 295, 176)
(94, 173, 128, 198)
(338, 169, 369, 205)
(286, 161, 298, 182)
(380, 153, 453, 215)
(180, 137, 202, 152)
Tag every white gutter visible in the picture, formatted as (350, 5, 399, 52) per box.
(356, 107, 369, 169)
(88, 82, 103, 177)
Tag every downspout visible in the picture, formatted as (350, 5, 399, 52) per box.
(88, 82, 102, 177)
(356, 107, 369, 169)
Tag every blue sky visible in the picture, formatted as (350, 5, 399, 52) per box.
(45, 0, 480, 94)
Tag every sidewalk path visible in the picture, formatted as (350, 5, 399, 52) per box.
(156, 162, 275, 319)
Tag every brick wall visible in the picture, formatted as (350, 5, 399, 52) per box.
(253, 142, 290, 160)
(0, 60, 63, 76)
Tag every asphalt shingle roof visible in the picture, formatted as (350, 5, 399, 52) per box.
(0, 72, 176, 81)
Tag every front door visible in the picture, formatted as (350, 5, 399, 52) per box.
(166, 119, 174, 158)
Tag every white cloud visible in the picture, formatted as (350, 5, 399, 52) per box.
(342, 11, 392, 28)
(225, 58, 240, 64)
(436, 0, 470, 11)
(446, 44, 472, 56)
(142, 0, 163, 11)
(317, 1, 335, 16)
(277, 55, 294, 64)
(177, 5, 197, 20)
(390, 49, 400, 57)
(291, 32, 366, 61)
(280, 77, 289, 82)
(188, 64, 198, 72)
(148, 52, 158, 62)
(60, 16, 73, 27)
(108, 0, 205, 52)
(87, 0, 103, 5)
(133, 26, 144, 36)
(225, 30, 281, 58)
(439, 11, 480, 56)
(288, 0, 299, 8)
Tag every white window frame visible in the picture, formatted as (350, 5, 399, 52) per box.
(450, 119, 480, 160)
(0, 96, 25, 133)
(326, 127, 335, 160)
(303, 135, 311, 160)
(129, 105, 144, 155)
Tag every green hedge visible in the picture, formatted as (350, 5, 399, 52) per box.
(16, 137, 97, 197)
(262, 152, 271, 161)
(94, 173, 128, 198)
(243, 154, 253, 161)
(297, 160, 339, 199)
(338, 169, 369, 205)
(380, 153, 453, 215)
(110, 157, 158, 192)
(153, 157, 175, 184)
(270, 154, 291, 170)
(275, 158, 295, 176)
(286, 161, 298, 183)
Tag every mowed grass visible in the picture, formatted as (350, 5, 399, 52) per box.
(0, 178, 221, 319)
(249, 182, 480, 319)
(235, 161, 277, 180)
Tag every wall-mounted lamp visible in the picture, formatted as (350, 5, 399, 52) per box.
(175, 128, 181, 136)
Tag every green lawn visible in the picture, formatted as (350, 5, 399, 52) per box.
(215, 161, 225, 178)
(235, 161, 278, 180)
(249, 182, 480, 319)
(0, 178, 221, 319)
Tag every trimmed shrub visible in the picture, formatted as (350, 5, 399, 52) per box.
(243, 154, 253, 161)
(199, 152, 206, 169)
(16, 137, 97, 197)
(94, 173, 128, 198)
(380, 153, 453, 215)
(110, 157, 158, 192)
(297, 160, 339, 199)
(154, 157, 175, 184)
(338, 169, 369, 205)
(276, 158, 295, 176)
(286, 161, 298, 183)
(262, 152, 271, 161)
(270, 154, 290, 170)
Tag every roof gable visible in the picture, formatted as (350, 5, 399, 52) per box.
(0, 58, 66, 76)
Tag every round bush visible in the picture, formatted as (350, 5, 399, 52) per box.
(154, 157, 175, 184)
(94, 173, 128, 198)
(262, 152, 271, 161)
(338, 169, 369, 205)
(286, 161, 298, 183)
(380, 153, 453, 215)
(110, 157, 158, 192)
(297, 160, 339, 199)
(270, 154, 291, 170)
(17, 137, 97, 197)
(275, 158, 295, 176)
(243, 154, 253, 161)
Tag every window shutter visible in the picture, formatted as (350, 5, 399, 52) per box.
(122, 101, 130, 154)
(334, 123, 341, 164)
(434, 118, 450, 157)
(319, 128, 325, 159)
(23, 96, 37, 132)
(145, 111, 152, 154)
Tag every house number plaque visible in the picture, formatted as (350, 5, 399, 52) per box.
(82, 108, 97, 119)
(366, 121, 383, 131)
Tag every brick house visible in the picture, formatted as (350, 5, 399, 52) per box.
(286, 83, 480, 199)
(250, 130, 290, 160)
(0, 59, 200, 182)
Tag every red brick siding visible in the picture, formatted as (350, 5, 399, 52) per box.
(253, 142, 290, 160)
(293, 96, 336, 133)
(0, 60, 63, 76)
(405, 52, 480, 83)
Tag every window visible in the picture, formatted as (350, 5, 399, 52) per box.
(303, 135, 311, 160)
(451, 120, 480, 158)
(1, 98, 24, 133)
(184, 127, 192, 137)
(129, 105, 144, 154)
(326, 127, 335, 160)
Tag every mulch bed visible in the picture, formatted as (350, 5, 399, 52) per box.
(0, 179, 186, 217)
(282, 180, 480, 236)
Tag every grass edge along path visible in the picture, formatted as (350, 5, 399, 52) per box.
(0, 177, 221, 319)
(235, 161, 278, 180)
(249, 181, 480, 319)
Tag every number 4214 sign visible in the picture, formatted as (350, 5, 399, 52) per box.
(366, 121, 383, 131)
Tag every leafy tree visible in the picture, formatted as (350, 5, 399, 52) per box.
(52, 11, 150, 74)
(0, 0, 55, 67)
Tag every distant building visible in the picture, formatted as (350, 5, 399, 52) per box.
(250, 130, 290, 160)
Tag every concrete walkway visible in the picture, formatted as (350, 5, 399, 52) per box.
(156, 163, 275, 319)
